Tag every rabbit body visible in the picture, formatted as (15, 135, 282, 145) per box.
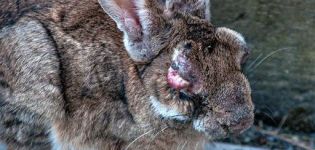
(0, 0, 254, 149)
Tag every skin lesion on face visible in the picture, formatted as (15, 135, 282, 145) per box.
(147, 72, 195, 121)
(146, 27, 254, 139)
(113, 0, 255, 139)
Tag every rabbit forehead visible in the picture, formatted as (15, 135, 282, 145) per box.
(173, 18, 214, 40)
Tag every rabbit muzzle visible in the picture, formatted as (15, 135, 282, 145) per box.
(192, 73, 254, 138)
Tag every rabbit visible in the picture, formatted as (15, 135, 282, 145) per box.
(0, 0, 254, 149)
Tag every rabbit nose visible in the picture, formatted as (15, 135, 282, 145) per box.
(228, 116, 253, 134)
(214, 108, 254, 134)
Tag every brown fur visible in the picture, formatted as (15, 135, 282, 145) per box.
(0, 0, 254, 149)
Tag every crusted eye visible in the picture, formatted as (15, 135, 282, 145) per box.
(184, 42, 192, 49)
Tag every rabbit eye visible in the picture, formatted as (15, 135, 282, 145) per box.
(206, 45, 213, 52)
(184, 42, 192, 49)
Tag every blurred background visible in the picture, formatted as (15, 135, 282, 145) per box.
(210, 0, 315, 149)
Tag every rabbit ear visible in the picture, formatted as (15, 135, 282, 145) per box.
(98, 0, 164, 62)
(98, 0, 147, 39)
(165, 0, 211, 21)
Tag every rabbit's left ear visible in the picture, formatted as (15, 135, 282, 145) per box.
(164, 0, 211, 21)
(98, 0, 166, 62)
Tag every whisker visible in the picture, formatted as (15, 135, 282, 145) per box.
(180, 141, 187, 150)
(245, 53, 263, 71)
(256, 111, 277, 124)
(151, 126, 168, 141)
(247, 47, 293, 73)
(276, 115, 288, 133)
(125, 129, 154, 150)
(262, 104, 276, 115)
(119, 120, 126, 129)
(194, 141, 200, 150)
(177, 143, 180, 150)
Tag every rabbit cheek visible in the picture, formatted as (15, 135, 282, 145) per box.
(150, 96, 191, 121)
(148, 74, 194, 121)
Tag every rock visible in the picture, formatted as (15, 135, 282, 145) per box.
(211, 0, 315, 131)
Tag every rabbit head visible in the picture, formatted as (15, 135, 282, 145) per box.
(99, 0, 254, 139)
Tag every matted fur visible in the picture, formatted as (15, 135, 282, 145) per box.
(0, 0, 254, 149)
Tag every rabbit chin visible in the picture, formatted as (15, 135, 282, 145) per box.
(149, 96, 226, 139)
